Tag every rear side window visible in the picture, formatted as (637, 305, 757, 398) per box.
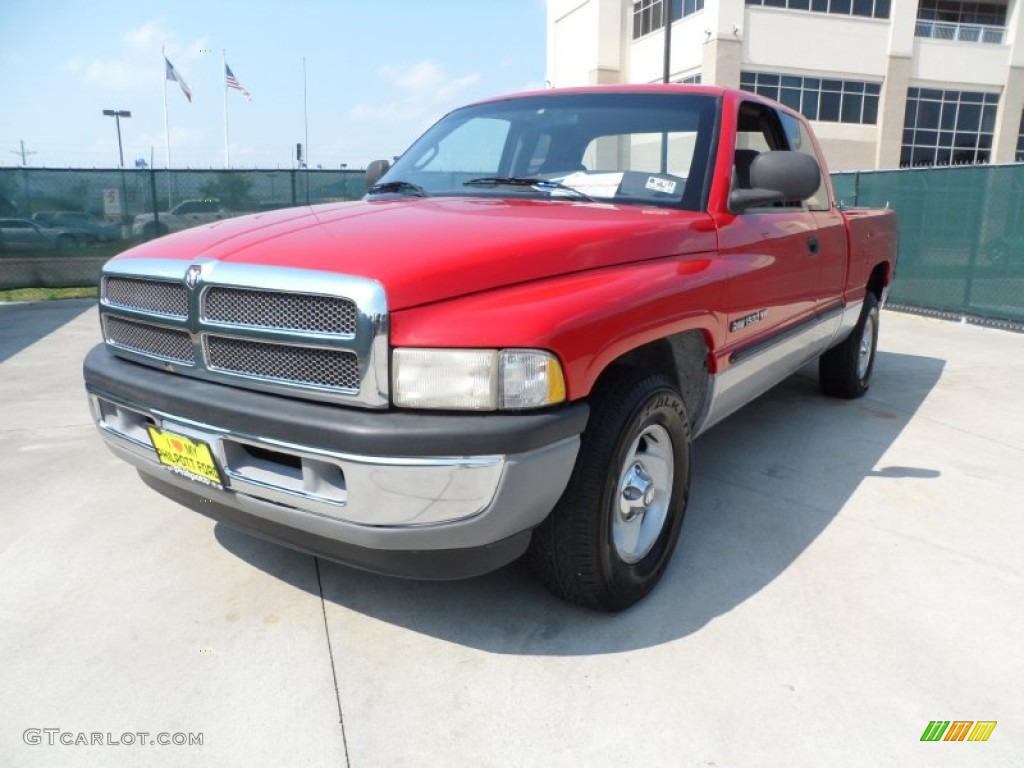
(582, 131, 699, 179)
(779, 112, 830, 211)
(734, 101, 827, 210)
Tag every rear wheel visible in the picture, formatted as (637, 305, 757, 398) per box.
(529, 369, 691, 612)
(56, 234, 78, 250)
(819, 292, 879, 399)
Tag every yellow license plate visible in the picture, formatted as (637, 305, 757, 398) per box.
(147, 427, 223, 488)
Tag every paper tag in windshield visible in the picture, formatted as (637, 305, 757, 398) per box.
(645, 177, 677, 195)
(555, 172, 624, 199)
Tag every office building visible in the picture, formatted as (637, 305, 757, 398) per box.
(546, 0, 1024, 169)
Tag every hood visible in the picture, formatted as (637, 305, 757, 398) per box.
(109, 198, 717, 311)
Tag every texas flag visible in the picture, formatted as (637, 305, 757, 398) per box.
(165, 56, 192, 103)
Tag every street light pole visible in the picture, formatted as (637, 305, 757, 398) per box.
(102, 109, 132, 168)
(103, 109, 133, 231)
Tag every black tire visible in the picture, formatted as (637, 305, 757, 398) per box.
(56, 234, 78, 250)
(819, 292, 879, 399)
(529, 369, 692, 612)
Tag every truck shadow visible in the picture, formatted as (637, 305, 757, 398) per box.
(0, 299, 94, 364)
(215, 349, 945, 655)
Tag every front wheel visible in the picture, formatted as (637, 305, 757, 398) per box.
(819, 292, 879, 399)
(529, 370, 691, 612)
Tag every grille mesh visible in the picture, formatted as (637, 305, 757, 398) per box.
(104, 277, 188, 318)
(205, 336, 359, 390)
(104, 316, 194, 363)
(203, 287, 357, 335)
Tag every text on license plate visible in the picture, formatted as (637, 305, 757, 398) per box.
(147, 427, 223, 488)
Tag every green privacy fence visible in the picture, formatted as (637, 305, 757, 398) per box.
(3, 165, 1024, 326)
(0, 167, 364, 291)
(833, 163, 1024, 325)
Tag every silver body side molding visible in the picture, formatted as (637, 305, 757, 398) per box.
(695, 300, 863, 436)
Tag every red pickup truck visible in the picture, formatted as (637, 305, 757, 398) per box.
(84, 85, 897, 611)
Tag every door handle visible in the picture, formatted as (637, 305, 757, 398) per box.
(807, 236, 820, 256)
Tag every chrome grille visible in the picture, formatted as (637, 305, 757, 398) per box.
(99, 261, 387, 407)
(104, 277, 188, 318)
(104, 316, 194, 364)
(203, 287, 357, 335)
(205, 336, 360, 390)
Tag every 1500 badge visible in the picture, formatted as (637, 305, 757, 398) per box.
(730, 309, 768, 332)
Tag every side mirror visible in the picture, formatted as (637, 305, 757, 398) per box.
(365, 159, 391, 191)
(729, 151, 821, 213)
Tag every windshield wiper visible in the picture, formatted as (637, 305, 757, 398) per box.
(368, 180, 429, 197)
(464, 176, 595, 202)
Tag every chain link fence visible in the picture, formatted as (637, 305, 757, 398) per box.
(4, 164, 1024, 326)
(833, 163, 1024, 324)
(0, 167, 364, 290)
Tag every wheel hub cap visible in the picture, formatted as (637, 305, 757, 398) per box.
(620, 463, 654, 521)
(858, 313, 875, 380)
(612, 425, 674, 564)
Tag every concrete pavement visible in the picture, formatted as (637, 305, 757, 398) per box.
(1, 301, 1021, 767)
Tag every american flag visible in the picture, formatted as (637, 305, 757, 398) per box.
(225, 64, 253, 102)
(165, 56, 192, 103)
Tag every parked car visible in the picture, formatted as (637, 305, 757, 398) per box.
(0, 218, 81, 250)
(132, 199, 246, 239)
(85, 85, 898, 611)
(32, 212, 121, 243)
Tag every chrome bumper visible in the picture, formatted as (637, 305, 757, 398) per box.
(87, 390, 581, 554)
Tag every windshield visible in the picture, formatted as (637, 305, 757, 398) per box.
(377, 92, 718, 211)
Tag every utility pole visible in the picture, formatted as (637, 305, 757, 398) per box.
(9, 140, 37, 166)
(662, 0, 673, 84)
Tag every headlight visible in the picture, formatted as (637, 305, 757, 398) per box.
(392, 348, 566, 411)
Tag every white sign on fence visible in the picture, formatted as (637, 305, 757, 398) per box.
(103, 188, 122, 215)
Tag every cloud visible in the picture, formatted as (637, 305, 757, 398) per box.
(517, 80, 547, 93)
(123, 19, 169, 54)
(70, 19, 204, 93)
(348, 103, 421, 123)
(82, 59, 155, 90)
(385, 60, 443, 92)
(345, 60, 486, 161)
(379, 60, 480, 103)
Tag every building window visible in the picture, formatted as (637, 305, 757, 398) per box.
(744, 0, 891, 19)
(632, 0, 705, 40)
(675, 72, 702, 84)
(915, 1, 1007, 44)
(740, 71, 881, 125)
(900, 87, 998, 167)
(1016, 111, 1024, 163)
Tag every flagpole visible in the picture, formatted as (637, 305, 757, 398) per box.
(223, 50, 231, 169)
(162, 46, 173, 207)
(303, 56, 309, 168)
(162, 47, 171, 169)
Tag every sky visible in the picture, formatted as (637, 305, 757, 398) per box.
(0, 0, 548, 170)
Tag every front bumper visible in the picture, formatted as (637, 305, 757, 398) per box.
(84, 344, 588, 578)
